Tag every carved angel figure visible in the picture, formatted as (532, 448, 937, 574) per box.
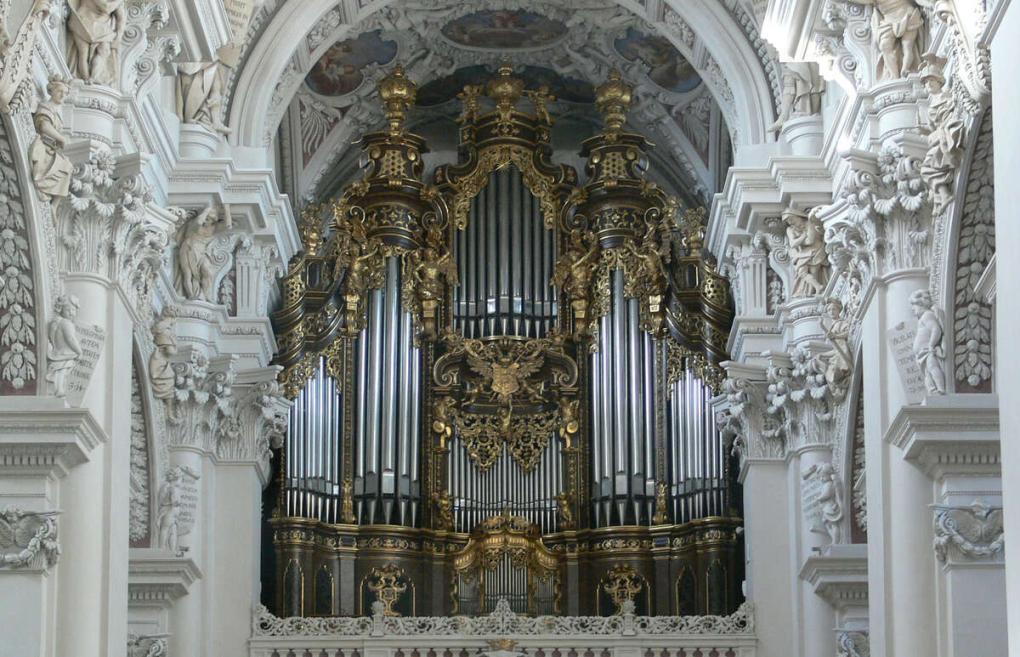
(803, 462, 844, 545)
(628, 216, 671, 294)
(819, 297, 853, 397)
(45, 294, 82, 398)
(176, 206, 232, 302)
(176, 61, 231, 135)
(556, 491, 574, 530)
(857, 0, 924, 80)
(155, 465, 199, 554)
(785, 208, 829, 297)
(406, 225, 457, 303)
(933, 499, 1004, 563)
(910, 289, 946, 395)
(149, 315, 177, 409)
(920, 56, 965, 217)
(770, 63, 825, 132)
(66, 0, 125, 86)
(29, 78, 73, 200)
(552, 228, 600, 300)
(0, 507, 60, 568)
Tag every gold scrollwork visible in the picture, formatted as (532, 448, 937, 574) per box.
(365, 564, 409, 616)
(601, 564, 645, 614)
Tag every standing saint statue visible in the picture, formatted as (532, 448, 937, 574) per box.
(785, 208, 830, 297)
(803, 462, 844, 545)
(857, 0, 924, 80)
(66, 0, 125, 86)
(45, 294, 82, 397)
(155, 466, 199, 553)
(175, 205, 232, 302)
(910, 289, 947, 395)
(770, 63, 825, 132)
(920, 55, 965, 217)
(176, 61, 232, 135)
(29, 78, 73, 200)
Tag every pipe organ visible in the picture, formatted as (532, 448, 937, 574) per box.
(271, 65, 741, 619)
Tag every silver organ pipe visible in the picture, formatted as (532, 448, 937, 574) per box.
(447, 437, 562, 533)
(352, 256, 422, 526)
(453, 168, 557, 338)
(666, 367, 726, 524)
(285, 357, 344, 522)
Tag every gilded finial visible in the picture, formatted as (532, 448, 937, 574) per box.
(595, 69, 633, 135)
(486, 62, 524, 110)
(298, 204, 324, 255)
(378, 65, 417, 135)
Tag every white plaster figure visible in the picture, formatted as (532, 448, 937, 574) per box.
(29, 78, 73, 200)
(785, 208, 830, 297)
(45, 294, 82, 397)
(176, 206, 233, 302)
(910, 288, 947, 395)
(66, 0, 126, 86)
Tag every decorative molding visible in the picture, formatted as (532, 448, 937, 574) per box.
(933, 499, 1003, 563)
(799, 543, 869, 612)
(128, 549, 202, 607)
(885, 394, 999, 479)
(253, 597, 755, 637)
(0, 401, 106, 478)
(0, 507, 60, 570)
(837, 629, 871, 657)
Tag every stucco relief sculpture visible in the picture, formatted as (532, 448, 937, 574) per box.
(769, 63, 824, 132)
(175, 205, 233, 302)
(45, 294, 82, 397)
(909, 289, 946, 395)
(933, 500, 1004, 562)
(0, 0, 51, 112)
(802, 462, 844, 544)
(66, 0, 126, 86)
(785, 208, 829, 297)
(29, 78, 73, 200)
(820, 297, 853, 397)
(154, 465, 199, 554)
(127, 634, 168, 657)
(149, 314, 178, 416)
(176, 61, 232, 135)
(920, 55, 965, 218)
(0, 507, 60, 569)
(858, 0, 924, 80)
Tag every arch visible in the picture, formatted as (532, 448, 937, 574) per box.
(229, 0, 777, 150)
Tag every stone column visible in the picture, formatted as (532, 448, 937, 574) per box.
(55, 276, 134, 657)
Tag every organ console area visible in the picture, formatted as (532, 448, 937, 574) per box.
(269, 64, 741, 618)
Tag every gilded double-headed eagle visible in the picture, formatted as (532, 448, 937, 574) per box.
(463, 340, 545, 408)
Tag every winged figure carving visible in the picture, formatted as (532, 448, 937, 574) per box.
(464, 339, 545, 407)
(0, 508, 60, 569)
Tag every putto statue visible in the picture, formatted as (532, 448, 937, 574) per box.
(155, 465, 199, 554)
(910, 289, 946, 395)
(858, 0, 924, 80)
(802, 462, 844, 545)
(29, 78, 73, 200)
(920, 55, 965, 217)
(769, 63, 825, 132)
(66, 0, 126, 86)
(784, 208, 829, 297)
(176, 61, 232, 135)
(45, 294, 82, 398)
(175, 205, 232, 302)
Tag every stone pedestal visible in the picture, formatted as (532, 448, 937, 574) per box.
(781, 115, 824, 156)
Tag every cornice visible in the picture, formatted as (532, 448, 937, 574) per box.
(885, 395, 1000, 479)
(0, 400, 107, 479)
(799, 543, 869, 611)
(129, 550, 203, 606)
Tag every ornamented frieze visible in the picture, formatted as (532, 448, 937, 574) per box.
(0, 507, 60, 570)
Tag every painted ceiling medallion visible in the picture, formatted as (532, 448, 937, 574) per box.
(440, 10, 567, 50)
(306, 30, 398, 97)
(614, 27, 702, 94)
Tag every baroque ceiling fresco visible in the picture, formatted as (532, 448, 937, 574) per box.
(290, 1, 741, 205)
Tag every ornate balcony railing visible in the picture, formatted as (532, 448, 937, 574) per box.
(250, 599, 757, 657)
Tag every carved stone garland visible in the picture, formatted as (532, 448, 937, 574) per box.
(0, 116, 39, 393)
(952, 109, 994, 392)
(129, 360, 151, 545)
